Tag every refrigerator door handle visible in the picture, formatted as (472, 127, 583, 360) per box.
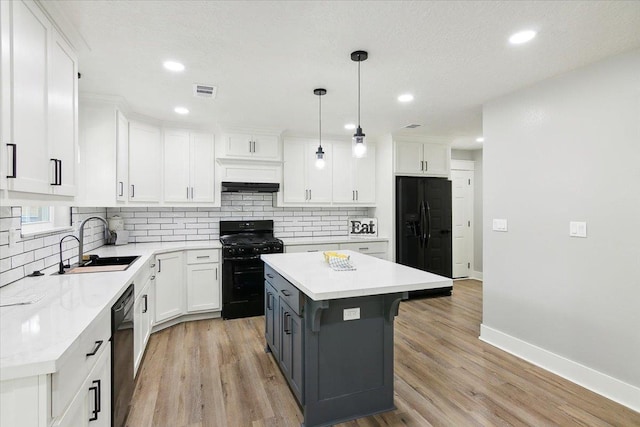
(425, 200, 432, 248)
(419, 201, 427, 248)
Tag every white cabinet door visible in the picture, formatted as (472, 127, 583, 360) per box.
(129, 121, 161, 202)
(422, 143, 450, 176)
(133, 277, 152, 375)
(186, 262, 220, 312)
(283, 139, 307, 203)
(224, 132, 280, 160)
(163, 129, 190, 202)
(54, 342, 111, 427)
(283, 138, 331, 204)
(252, 134, 280, 160)
(115, 111, 128, 201)
(354, 145, 376, 204)
(305, 142, 332, 203)
(331, 143, 355, 203)
(395, 141, 422, 174)
(5, 0, 51, 194)
(225, 133, 253, 158)
(154, 252, 184, 323)
(189, 132, 215, 203)
(49, 28, 77, 196)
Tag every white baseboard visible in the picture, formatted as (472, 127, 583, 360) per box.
(471, 270, 483, 281)
(480, 324, 640, 413)
(151, 311, 221, 334)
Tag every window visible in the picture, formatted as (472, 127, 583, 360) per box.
(20, 206, 72, 236)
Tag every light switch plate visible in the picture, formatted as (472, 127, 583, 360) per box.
(492, 219, 508, 232)
(343, 307, 360, 321)
(569, 221, 587, 238)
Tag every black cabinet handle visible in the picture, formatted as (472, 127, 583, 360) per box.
(86, 340, 103, 357)
(266, 292, 272, 310)
(50, 159, 60, 185)
(89, 379, 101, 421)
(425, 161, 428, 171)
(215, 267, 218, 281)
(118, 181, 124, 196)
(282, 290, 291, 297)
(356, 190, 358, 200)
(58, 159, 62, 185)
(157, 259, 161, 272)
(142, 294, 148, 313)
(266, 273, 274, 279)
(6, 144, 16, 178)
(187, 187, 190, 199)
(131, 184, 135, 198)
(283, 312, 291, 334)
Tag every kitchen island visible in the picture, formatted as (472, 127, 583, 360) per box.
(261, 250, 452, 427)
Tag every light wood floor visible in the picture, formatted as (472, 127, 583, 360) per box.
(127, 280, 640, 426)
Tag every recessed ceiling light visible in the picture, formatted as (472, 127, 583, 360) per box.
(174, 106, 189, 115)
(476, 137, 484, 143)
(398, 94, 414, 103)
(344, 123, 356, 130)
(509, 30, 537, 45)
(163, 60, 185, 72)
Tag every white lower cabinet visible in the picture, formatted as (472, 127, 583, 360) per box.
(134, 274, 154, 376)
(54, 342, 111, 427)
(154, 251, 184, 323)
(154, 249, 222, 326)
(186, 250, 220, 312)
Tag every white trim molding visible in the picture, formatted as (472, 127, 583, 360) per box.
(480, 324, 640, 413)
(471, 270, 483, 281)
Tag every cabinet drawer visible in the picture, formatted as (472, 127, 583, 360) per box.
(340, 241, 387, 254)
(51, 308, 111, 418)
(285, 243, 340, 253)
(186, 249, 219, 264)
(265, 265, 304, 316)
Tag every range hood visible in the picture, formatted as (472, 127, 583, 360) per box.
(221, 181, 280, 193)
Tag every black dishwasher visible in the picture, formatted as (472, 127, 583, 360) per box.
(111, 284, 134, 427)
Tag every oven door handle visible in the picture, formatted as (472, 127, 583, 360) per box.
(223, 255, 262, 261)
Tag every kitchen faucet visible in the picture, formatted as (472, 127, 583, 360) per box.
(78, 216, 112, 265)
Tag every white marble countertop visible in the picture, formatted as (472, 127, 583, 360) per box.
(261, 250, 452, 301)
(279, 236, 388, 245)
(0, 241, 221, 381)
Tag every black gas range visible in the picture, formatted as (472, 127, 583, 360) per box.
(220, 220, 283, 319)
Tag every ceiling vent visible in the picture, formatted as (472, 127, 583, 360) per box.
(404, 124, 421, 129)
(193, 83, 217, 99)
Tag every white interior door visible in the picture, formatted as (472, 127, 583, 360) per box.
(452, 169, 474, 278)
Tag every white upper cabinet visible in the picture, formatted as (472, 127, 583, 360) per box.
(395, 140, 450, 177)
(223, 132, 280, 160)
(283, 138, 332, 205)
(332, 142, 376, 205)
(163, 129, 214, 203)
(1, 0, 78, 198)
(128, 121, 161, 202)
(115, 111, 129, 201)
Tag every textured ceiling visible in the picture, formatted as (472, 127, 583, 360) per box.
(51, 0, 640, 148)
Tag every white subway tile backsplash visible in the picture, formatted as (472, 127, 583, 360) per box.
(0, 207, 108, 287)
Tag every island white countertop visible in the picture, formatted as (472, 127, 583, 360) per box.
(261, 250, 452, 301)
(0, 241, 221, 381)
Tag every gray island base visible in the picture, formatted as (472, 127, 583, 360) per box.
(261, 251, 452, 427)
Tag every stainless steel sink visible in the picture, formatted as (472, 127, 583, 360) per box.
(60, 255, 140, 274)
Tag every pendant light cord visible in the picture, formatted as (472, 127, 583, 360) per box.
(357, 59, 361, 127)
(318, 92, 322, 149)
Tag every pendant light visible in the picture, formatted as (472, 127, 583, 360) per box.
(314, 88, 327, 169)
(351, 50, 368, 158)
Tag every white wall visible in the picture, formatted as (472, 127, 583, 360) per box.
(373, 135, 395, 260)
(482, 48, 640, 409)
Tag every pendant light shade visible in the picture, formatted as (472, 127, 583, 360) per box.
(314, 88, 327, 169)
(351, 50, 368, 158)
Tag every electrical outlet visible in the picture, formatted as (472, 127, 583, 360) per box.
(343, 307, 360, 321)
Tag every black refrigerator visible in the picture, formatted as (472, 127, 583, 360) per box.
(396, 176, 453, 297)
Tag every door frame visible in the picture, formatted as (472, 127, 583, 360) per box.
(451, 160, 475, 278)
